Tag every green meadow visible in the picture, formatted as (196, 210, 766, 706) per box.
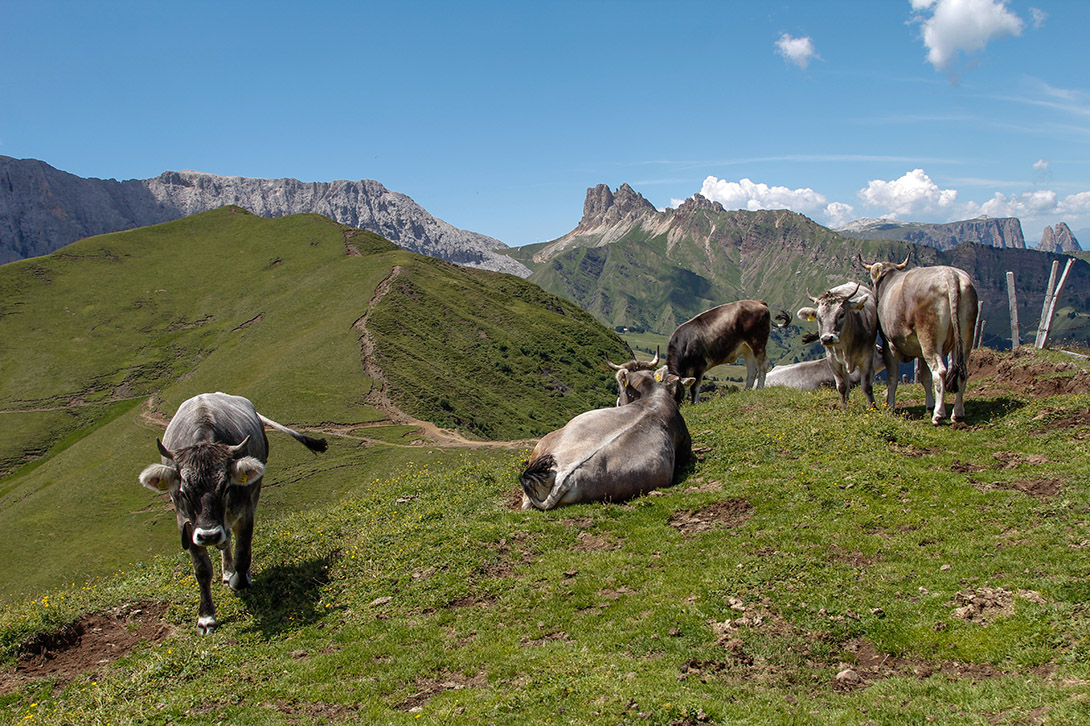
(1, 210, 1088, 724)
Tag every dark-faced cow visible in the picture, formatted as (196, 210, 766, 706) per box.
(519, 366, 694, 510)
(766, 345, 886, 391)
(666, 300, 790, 403)
(796, 282, 880, 408)
(861, 257, 979, 425)
(139, 392, 327, 633)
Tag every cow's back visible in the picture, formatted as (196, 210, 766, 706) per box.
(667, 300, 770, 373)
(163, 393, 268, 462)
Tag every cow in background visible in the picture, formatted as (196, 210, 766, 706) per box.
(666, 300, 791, 403)
(139, 392, 327, 633)
(765, 345, 886, 391)
(861, 256, 978, 425)
(795, 282, 880, 409)
(519, 366, 694, 510)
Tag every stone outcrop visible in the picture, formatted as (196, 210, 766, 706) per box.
(1038, 222, 1081, 253)
(0, 156, 529, 276)
(837, 216, 1026, 250)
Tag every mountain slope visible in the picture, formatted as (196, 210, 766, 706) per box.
(0, 208, 627, 598)
(0, 156, 529, 275)
(836, 216, 1026, 250)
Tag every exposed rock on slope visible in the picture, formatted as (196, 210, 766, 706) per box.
(836, 216, 1026, 250)
(1038, 222, 1082, 253)
(0, 156, 529, 275)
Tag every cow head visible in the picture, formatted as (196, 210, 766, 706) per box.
(606, 350, 658, 373)
(861, 255, 910, 287)
(797, 283, 865, 349)
(616, 366, 695, 405)
(139, 437, 264, 549)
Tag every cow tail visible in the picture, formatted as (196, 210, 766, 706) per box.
(944, 274, 966, 394)
(258, 414, 328, 453)
(519, 454, 557, 508)
(773, 309, 792, 328)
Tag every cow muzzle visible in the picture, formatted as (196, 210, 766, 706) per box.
(820, 334, 840, 346)
(193, 525, 227, 547)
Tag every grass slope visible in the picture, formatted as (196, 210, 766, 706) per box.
(0, 208, 629, 600)
(2, 350, 1089, 724)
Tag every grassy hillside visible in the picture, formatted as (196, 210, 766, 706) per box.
(0, 208, 630, 601)
(2, 350, 1088, 724)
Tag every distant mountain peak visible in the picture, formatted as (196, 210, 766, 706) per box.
(1039, 222, 1082, 253)
(673, 193, 726, 215)
(579, 183, 657, 230)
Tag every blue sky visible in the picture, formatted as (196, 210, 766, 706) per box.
(3, 0, 1089, 245)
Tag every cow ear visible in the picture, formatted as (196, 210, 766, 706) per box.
(797, 307, 817, 322)
(616, 369, 629, 389)
(140, 463, 178, 492)
(654, 365, 669, 383)
(229, 456, 265, 486)
(681, 377, 696, 391)
(851, 298, 867, 311)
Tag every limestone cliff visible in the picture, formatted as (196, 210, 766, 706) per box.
(0, 156, 529, 275)
(1038, 222, 1082, 253)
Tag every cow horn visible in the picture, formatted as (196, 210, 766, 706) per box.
(649, 349, 660, 367)
(844, 282, 860, 301)
(806, 289, 820, 303)
(896, 254, 910, 270)
(156, 438, 174, 461)
(228, 435, 251, 458)
(606, 358, 624, 371)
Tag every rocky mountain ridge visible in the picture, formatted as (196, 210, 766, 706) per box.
(1039, 222, 1082, 253)
(835, 216, 1027, 250)
(0, 156, 529, 275)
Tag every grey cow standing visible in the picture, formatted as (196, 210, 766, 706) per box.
(139, 392, 327, 633)
(795, 282, 880, 409)
(861, 256, 978, 425)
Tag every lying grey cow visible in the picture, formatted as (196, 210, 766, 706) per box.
(139, 392, 327, 633)
(861, 256, 979, 425)
(766, 345, 886, 390)
(520, 366, 694, 510)
(796, 282, 880, 408)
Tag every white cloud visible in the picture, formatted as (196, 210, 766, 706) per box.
(1030, 7, 1047, 29)
(824, 202, 857, 228)
(1033, 159, 1050, 172)
(700, 176, 828, 214)
(775, 33, 819, 70)
(857, 169, 958, 218)
(912, 0, 1023, 74)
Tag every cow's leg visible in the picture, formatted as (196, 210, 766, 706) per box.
(831, 360, 850, 409)
(690, 373, 702, 404)
(189, 547, 218, 634)
(754, 348, 769, 389)
(882, 344, 899, 412)
(860, 357, 877, 408)
(952, 343, 969, 423)
(219, 541, 235, 587)
(919, 344, 947, 425)
(228, 516, 255, 591)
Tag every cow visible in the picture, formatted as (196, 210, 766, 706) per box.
(138, 392, 327, 633)
(861, 256, 979, 425)
(666, 300, 791, 403)
(765, 345, 886, 391)
(795, 282, 881, 409)
(519, 365, 695, 510)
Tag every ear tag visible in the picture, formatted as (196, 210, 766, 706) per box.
(654, 370, 664, 382)
(239, 472, 248, 484)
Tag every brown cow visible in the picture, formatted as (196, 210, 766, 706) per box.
(861, 256, 978, 425)
(666, 300, 790, 403)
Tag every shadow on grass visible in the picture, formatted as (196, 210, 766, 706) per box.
(237, 550, 340, 639)
(897, 396, 1025, 426)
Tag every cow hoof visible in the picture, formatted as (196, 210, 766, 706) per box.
(222, 570, 234, 586)
(229, 571, 252, 591)
(197, 616, 217, 635)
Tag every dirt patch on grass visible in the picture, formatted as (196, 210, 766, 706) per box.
(833, 637, 1005, 691)
(968, 477, 1064, 499)
(969, 348, 1090, 397)
(993, 451, 1050, 469)
(0, 602, 172, 692)
(669, 499, 752, 536)
(573, 531, 621, 552)
(394, 672, 487, 711)
(1028, 407, 1090, 434)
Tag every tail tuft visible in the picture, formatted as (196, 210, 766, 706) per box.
(773, 309, 792, 328)
(302, 434, 328, 453)
(519, 454, 557, 508)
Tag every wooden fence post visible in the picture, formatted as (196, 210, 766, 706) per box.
(1035, 260, 1060, 348)
(1006, 271, 1020, 349)
(1038, 258, 1075, 350)
(973, 300, 985, 349)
